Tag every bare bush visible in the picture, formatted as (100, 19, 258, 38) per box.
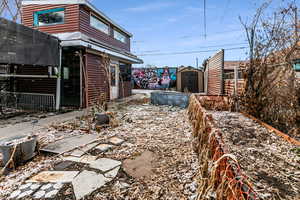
(240, 0, 300, 136)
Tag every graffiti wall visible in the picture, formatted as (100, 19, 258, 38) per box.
(132, 67, 177, 89)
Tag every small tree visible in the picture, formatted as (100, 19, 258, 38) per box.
(240, 0, 300, 134)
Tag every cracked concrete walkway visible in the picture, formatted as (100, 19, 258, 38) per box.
(0, 110, 85, 140)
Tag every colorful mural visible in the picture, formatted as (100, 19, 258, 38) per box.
(132, 67, 177, 89)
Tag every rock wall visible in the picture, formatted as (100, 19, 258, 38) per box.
(187, 95, 257, 200)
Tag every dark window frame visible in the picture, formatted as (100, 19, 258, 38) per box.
(33, 8, 65, 27)
(90, 14, 110, 35)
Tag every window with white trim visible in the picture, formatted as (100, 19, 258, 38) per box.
(113, 29, 127, 43)
(90, 15, 109, 34)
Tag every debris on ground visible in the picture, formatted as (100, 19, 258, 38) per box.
(208, 111, 300, 200)
(0, 102, 198, 200)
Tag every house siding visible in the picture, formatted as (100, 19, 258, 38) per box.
(79, 6, 130, 52)
(85, 53, 110, 106)
(21, 4, 80, 34)
(119, 81, 132, 98)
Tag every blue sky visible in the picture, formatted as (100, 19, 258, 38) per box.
(92, 0, 298, 67)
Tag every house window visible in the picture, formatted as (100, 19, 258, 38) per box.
(110, 65, 116, 86)
(34, 8, 65, 26)
(113, 29, 127, 43)
(224, 70, 243, 79)
(90, 15, 109, 34)
(293, 59, 300, 71)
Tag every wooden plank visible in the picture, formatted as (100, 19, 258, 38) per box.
(241, 112, 300, 146)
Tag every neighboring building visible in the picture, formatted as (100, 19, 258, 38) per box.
(176, 66, 204, 93)
(203, 50, 245, 96)
(223, 61, 246, 95)
(21, 0, 142, 108)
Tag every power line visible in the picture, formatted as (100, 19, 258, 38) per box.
(133, 42, 248, 54)
(136, 47, 248, 57)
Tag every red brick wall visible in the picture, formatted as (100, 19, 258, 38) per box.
(224, 79, 245, 95)
(206, 50, 224, 95)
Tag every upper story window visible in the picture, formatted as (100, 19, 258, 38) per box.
(34, 8, 65, 26)
(90, 15, 109, 34)
(113, 29, 127, 43)
(293, 59, 300, 71)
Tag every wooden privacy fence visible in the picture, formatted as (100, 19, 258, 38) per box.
(187, 95, 257, 200)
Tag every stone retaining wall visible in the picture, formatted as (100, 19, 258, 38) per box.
(187, 95, 257, 200)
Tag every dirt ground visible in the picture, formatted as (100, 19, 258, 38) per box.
(208, 111, 300, 200)
(0, 101, 198, 200)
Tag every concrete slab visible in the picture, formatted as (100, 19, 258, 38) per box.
(72, 170, 108, 200)
(109, 137, 124, 145)
(104, 166, 120, 179)
(41, 135, 99, 154)
(63, 155, 97, 164)
(123, 151, 156, 180)
(27, 171, 79, 183)
(69, 142, 99, 157)
(95, 144, 113, 152)
(0, 110, 85, 140)
(89, 158, 121, 172)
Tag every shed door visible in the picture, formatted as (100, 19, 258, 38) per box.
(181, 71, 199, 93)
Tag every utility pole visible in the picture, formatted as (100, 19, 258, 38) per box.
(203, 0, 207, 39)
(196, 57, 199, 68)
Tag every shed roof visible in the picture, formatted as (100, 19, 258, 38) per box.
(177, 66, 203, 73)
(22, 0, 133, 37)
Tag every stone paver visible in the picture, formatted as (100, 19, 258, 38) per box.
(41, 135, 98, 154)
(9, 183, 41, 199)
(95, 144, 113, 152)
(33, 183, 63, 199)
(63, 155, 97, 164)
(53, 161, 74, 170)
(115, 181, 130, 189)
(27, 171, 79, 183)
(89, 158, 121, 172)
(104, 166, 120, 179)
(72, 170, 108, 200)
(109, 137, 124, 145)
(69, 142, 99, 157)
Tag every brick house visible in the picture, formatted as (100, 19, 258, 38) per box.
(21, 0, 143, 109)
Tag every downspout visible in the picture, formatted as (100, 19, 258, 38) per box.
(55, 45, 62, 111)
